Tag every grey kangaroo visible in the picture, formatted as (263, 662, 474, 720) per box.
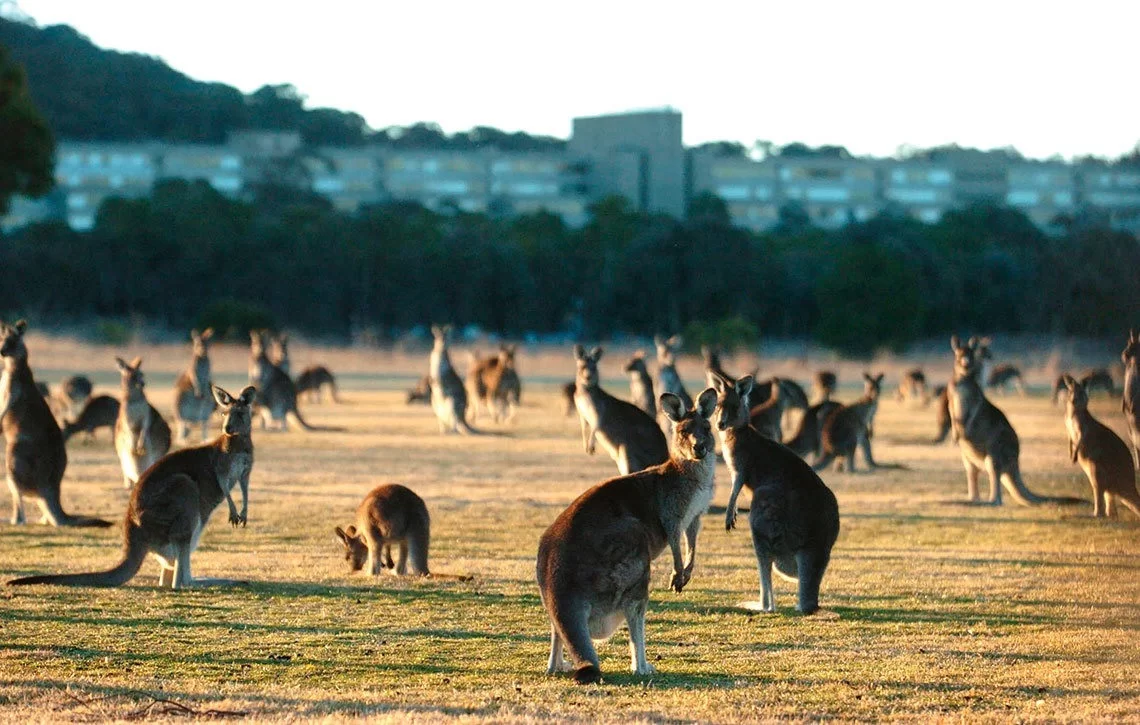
(335, 483, 430, 576)
(653, 335, 692, 410)
(896, 368, 930, 406)
(248, 331, 343, 432)
(1, 320, 111, 527)
(712, 374, 840, 614)
(429, 325, 474, 434)
(783, 400, 842, 462)
(1053, 368, 1115, 406)
(295, 366, 340, 404)
(812, 371, 837, 404)
(573, 345, 669, 476)
(1123, 330, 1140, 468)
(114, 356, 172, 489)
(173, 328, 217, 442)
(9, 385, 255, 589)
(624, 351, 656, 418)
(812, 373, 884, 473)
(1062, 375, 1140, 518)
(949, 336, 1082, 506)
(536, 389, 717, 684)
(61, 395, 119, 443)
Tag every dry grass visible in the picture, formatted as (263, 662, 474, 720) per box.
(1, 337, 1138, 722)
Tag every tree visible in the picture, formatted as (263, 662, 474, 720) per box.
(0, 42, 54, 215)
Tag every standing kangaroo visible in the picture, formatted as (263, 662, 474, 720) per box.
(114, 357, 172, 489)
(270, 333, 290, 376)
(467, 345, 521, 423)
(537, 390, 717, 684)
(949, 336, 1082, 506)
(1062, 375, 1140, 518)
(653, 335, 692, 409)
(9, 385, 255, 589)
(783, 400, 842, 462)
(812, 371, 837, 404)
(573, 345, 669, 476)
(248, 331, 343, 432)
(624, 351, 656, 418)
(61, 395, 119, 443)
(712, 374, 840, 614)
(1123, 330, 1140, 468)
(429, 325, 474, 434)
(1, 320, 111, 528)
(173, 328, 217, 442)
(812, 373, 884, 473)
(53, 374, 93, 423)
(335, 483, 430, 577)
(896, 368, 930, 406)
(295, 366, 340, 404)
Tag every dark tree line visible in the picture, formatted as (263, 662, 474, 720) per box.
(1, 181, 1137, 355)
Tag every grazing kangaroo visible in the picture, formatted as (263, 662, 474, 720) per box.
(986, 363, 1025, 396)
(537, 390, 717, 684)
(949, 336, 1082, 506)
(712, 374, 840, 614)
(573, 345, 669, 476)
(335, 483, 430, 576)
(812, 373, 884, 473)
(783, 400, 842, 462)
(406, 375, 433, 405)
(429, 325, 474, 434)
(2, 321, 111, 528)
(653, 335, 692, 409)
(1062, 375, 1140, 518)
(270, 333, 290, 376)
(173, 328, 216, 442)
(248, 331, 343, 432)
(1053, 368, 1115, 405)
(812, 371, 837, 404)
(296, 365, 340, 404)
(114, 357, 172, 489)
(61, 395, 119, 443)
(624, 351, 656, 418)
(9, 385, 255, 589)
(896, 368, 930, 406)
(1123, 330, 1140, 468)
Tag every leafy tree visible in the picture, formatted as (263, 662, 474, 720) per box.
(0, 42, 53, 214)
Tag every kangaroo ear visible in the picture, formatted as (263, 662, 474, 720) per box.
(701, 345, 711, 358)
(573, 344, 586, 361)
(1063, 374, 1077, 389)
(589, 346, 603, 362)
(654, 335, 666, 347)
(211, 384, 235, 408)
(695, 388, 718, 419)
(238, 386, 257, 406)
(863, 372, 874, 383)
(431, 325, 442, 338)
(200, 328, 214, 340)
(669, 335, 682, 348)
(950, 335, 961, 351)
(967, 336, 979, 350)
(875, 373, 884, 384)
(130, 356, 143, 370)
(660, 392, 685, 422)
(710, 375, 726, 394)
(13, 320, 27, 335)
(334, 526, 354, 546)
(115, 356, 131, 372)
(735, 375, 754, 399)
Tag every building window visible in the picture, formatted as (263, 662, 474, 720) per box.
(715, 184, 749, 201)
(1006, 190, 1039, 206)
(927, 170, 952, 185)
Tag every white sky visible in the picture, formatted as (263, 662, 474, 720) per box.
(9, 0, 1140, 160)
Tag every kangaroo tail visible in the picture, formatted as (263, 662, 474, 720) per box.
(1116, 486, 1140, 517)
(1003, 468, 1085, 507)
(287, 409, 346, 433)
(407, 521, 431, 576)
(548, 597, 601, 684)
(8, 526, 145, 586)
(41, 497, 113, 528)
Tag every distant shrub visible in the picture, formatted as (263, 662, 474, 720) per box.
(682, 316, 761, 355)
(196, 299, 278, 341)
(93, 319, 132, 346)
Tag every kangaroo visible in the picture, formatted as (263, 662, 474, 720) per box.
(47, 374, 93, 423)
(712, 374, 840, 614)
(896, 368, 930, 406)
(406, 375, 433, 405)
(248, 331, 343, 432)
(429, 325, 474, 434)
(1, 321, 111, 528)
(574, 345, 669, 476)
(114, 357, 172, 489)
(537, 389, 717, 684)
(783, 400, 842, 462)
(9, 385, 255, 589)
(270, 333, 290, 376)
(467, 345, 520, 423)
(986, 363, 1025, 396)
(653, 335, 692, 409)
(934, 340, 991, 444)
(1123, 330, 1140, 468)
(702, 345, 735, 390)
(173, 328, 216, 442)
(1053, 368, 1115, 406)
(296, 365, 340, 404)
(624, 351, 656, 419)
(949, 336, 1082, 506)
(560, 381, 577, 417)
(1062, 375, 1140, 518)
(335, 483, 430, 577)
(61, 395, 119, 443)
(748, 376, 785, 440)
(812, 373, 884, 473)
(812, 371, 837, 404)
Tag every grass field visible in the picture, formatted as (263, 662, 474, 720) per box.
(1, 337, 1138, 722)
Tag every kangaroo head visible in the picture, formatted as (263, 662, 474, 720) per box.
(271, 333, 289, 361)
(334, 525, 369, 572)
(662, 388, 716, 460)
(1122, 330, 1140, 366)
(655, 335, 680, 365)
(249, 330, 268, 358)
(0, 319, 28, 365)
(701, 345, 721, 369)
(573, 344, 603, 388)
(498, 344, 516, 367)
(213, 384, 257, 436)
(624, 351, 648, 375)
(430, 325, 452, 351)
(951, 336, 984, 381)
(115, 356, 146, 394)
(1063, 374, 1088, 410)
(711, 374, 753, 432)
(190, 328, 214, 357)
(863, 372, 884, 399)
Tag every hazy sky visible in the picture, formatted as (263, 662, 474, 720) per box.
(9, 0, 1139, 159)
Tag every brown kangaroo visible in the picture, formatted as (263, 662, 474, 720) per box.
(173, 328, 216, 442)
(896, 368, 930, 406)
(1, 320, 111, 527)
(335, 484, 430, 577)
(934, 339, 992, 444)
(560, 381, 577, 417)
(573, 345, 669, 476)
(949, 336, 1082, 506)
(270, 333, 290, 377)
(712, 374, 840, 614)
(406, 375, 433, 405)
(114, 357, 172, 489)
(1053, 368, 1115, 406)
(624, 351, 656, 419)
(748, 376, 785, 440)
(812, 371, 837, 404)
(8, 385, 255, 589)
(53, 374, 93, 423)
(1123, 330, 1140, 468)
(248, 331, 343, 432)
(654, 335, 692, 408)
(295, 366, 341, 404)
(812, 373, 884, 473)
(986, 363, 1025, 396)
(1062, 375, 1140, 518)
(537, 389, 717, 684)
(783, 400, 842, 462)
(61, 395, 119, 443)
(467, 345, 520, 423)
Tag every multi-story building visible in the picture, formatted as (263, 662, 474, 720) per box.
(1005, 161, 1076, 229)
(879, 161, 954, 223)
